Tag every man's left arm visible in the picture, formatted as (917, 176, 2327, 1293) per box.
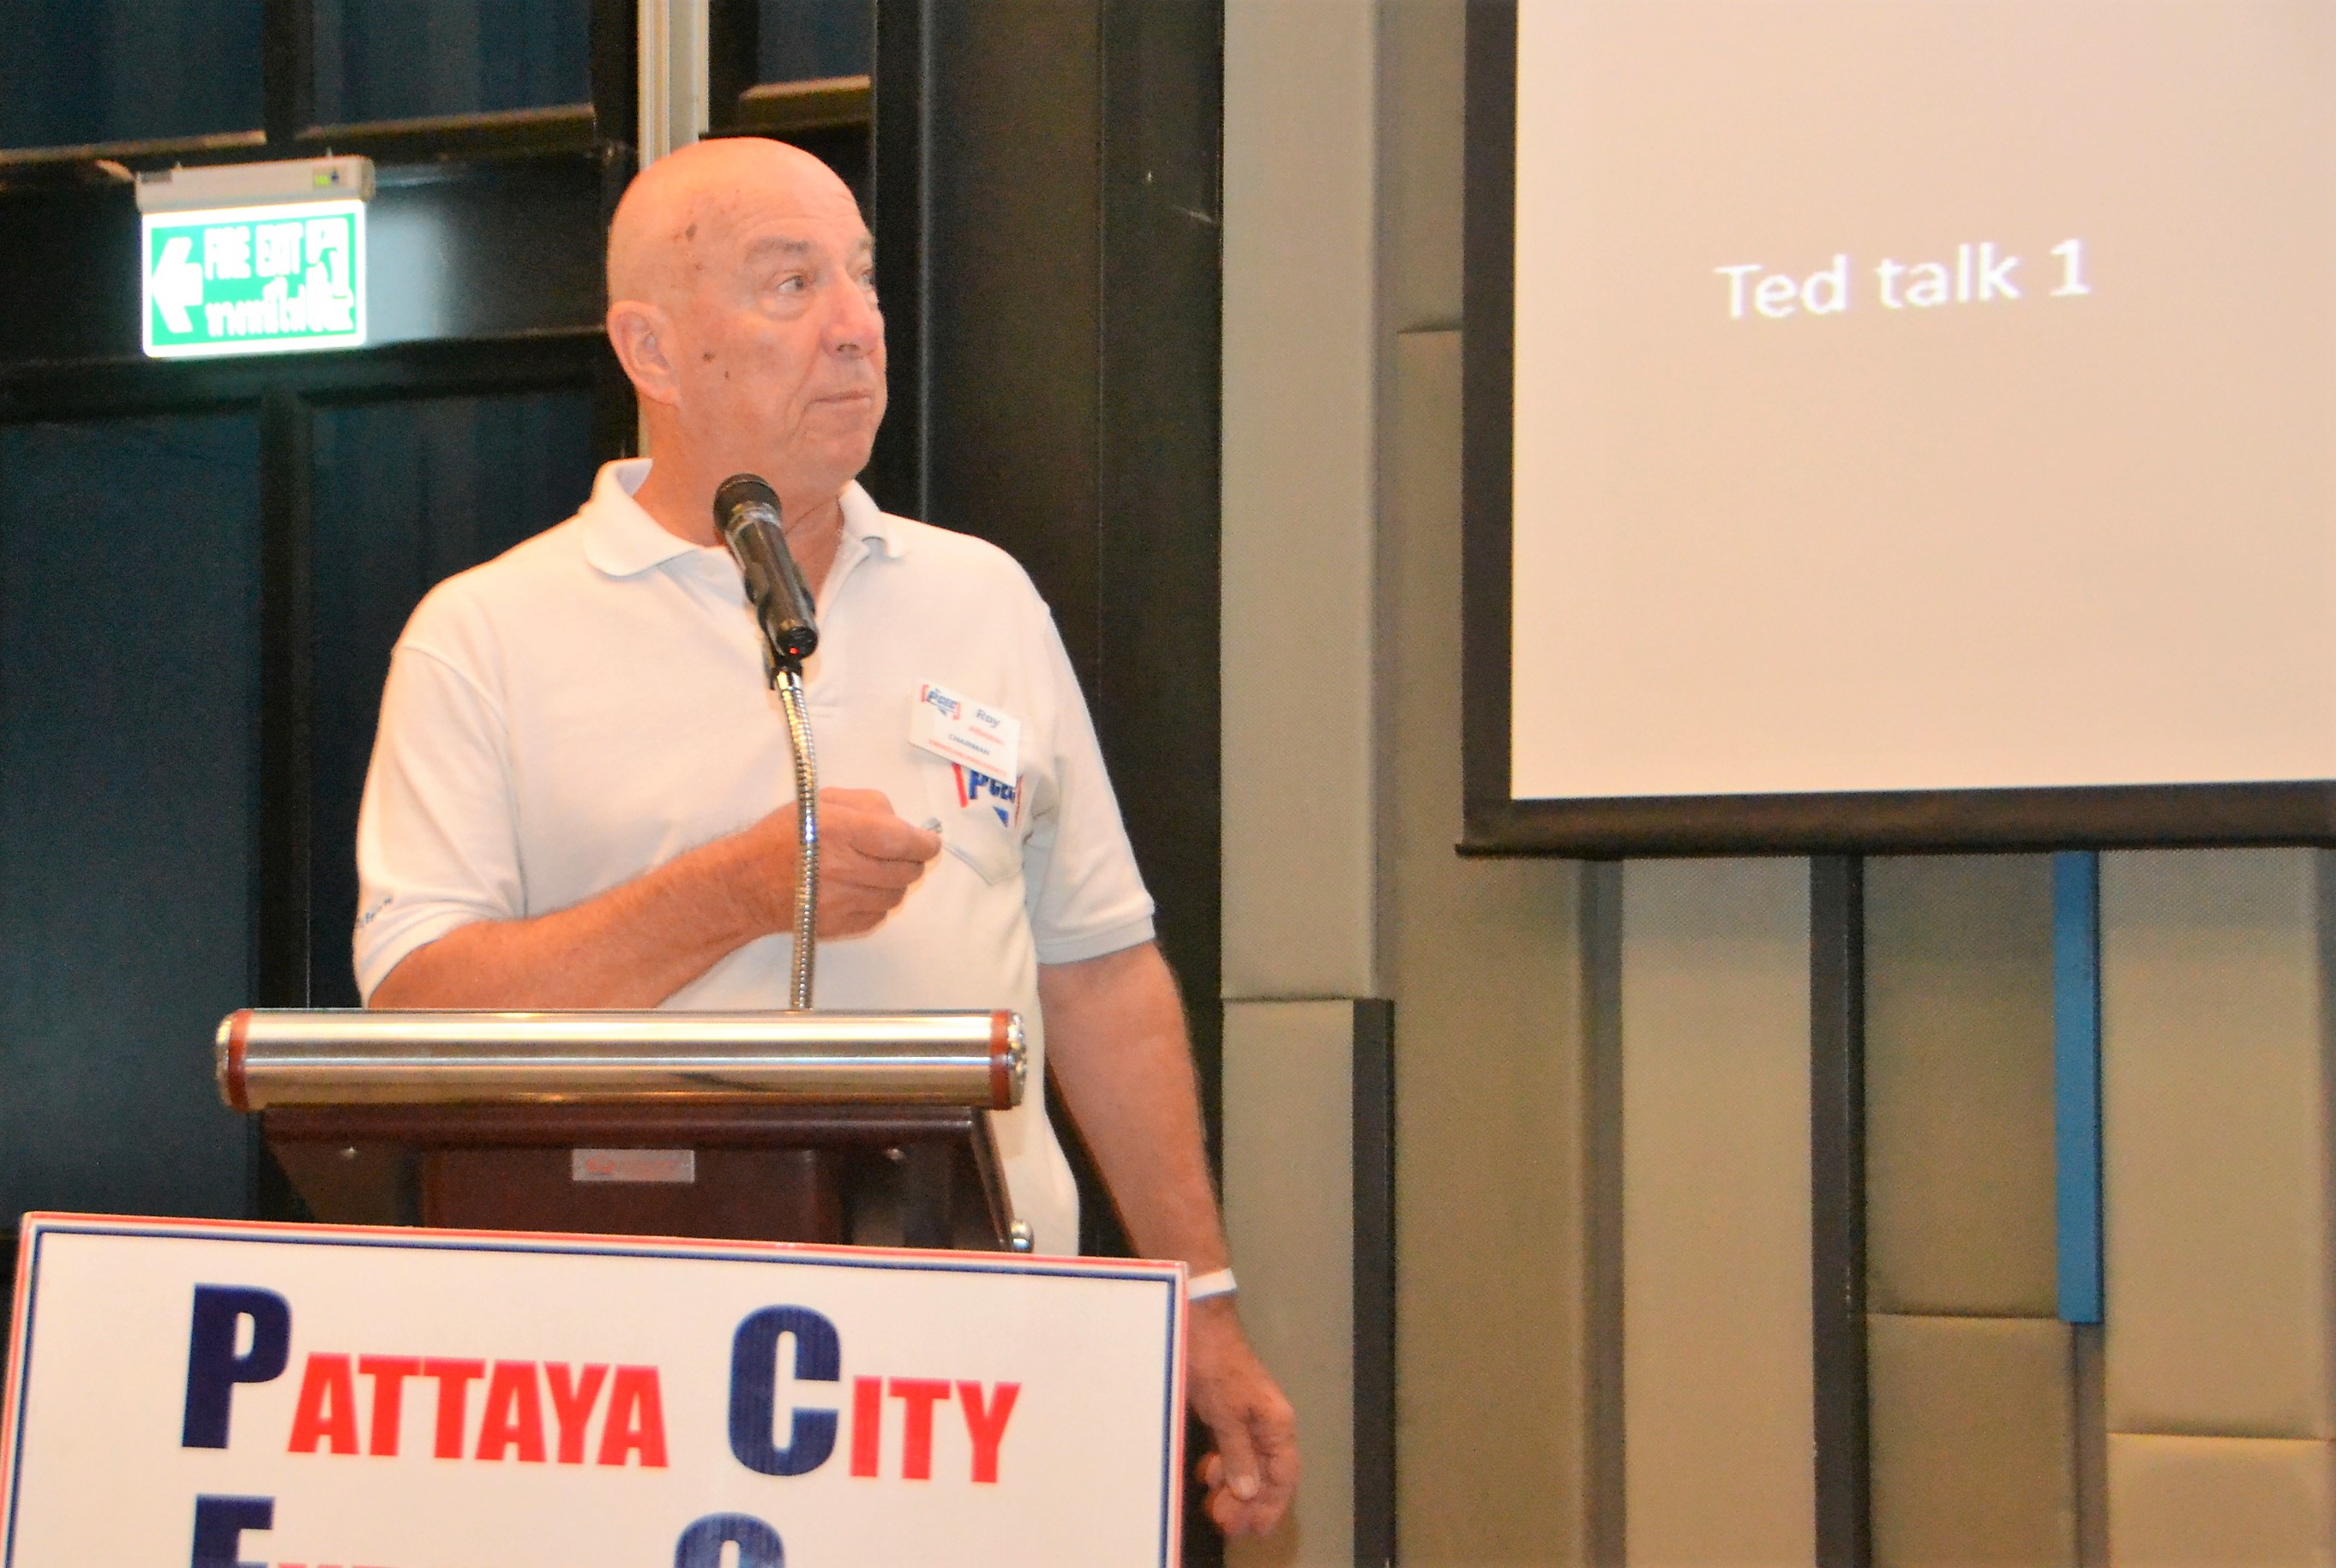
(1037, 941, 1299, 1539)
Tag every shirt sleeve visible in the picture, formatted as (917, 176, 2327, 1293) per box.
(1020, 611, 1158, 965)
(351, 636, 525, 1000)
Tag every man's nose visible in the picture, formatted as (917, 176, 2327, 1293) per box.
(825, 279, 882, 357)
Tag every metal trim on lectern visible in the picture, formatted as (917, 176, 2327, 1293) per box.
(217, 1009, 1030, 1252)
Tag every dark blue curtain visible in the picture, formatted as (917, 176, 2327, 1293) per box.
(311, 0, 592, 123)
(0, 413, 261, 1219)
(307, 390, 598, 1004)
(0, 0, 263, 150)
(760, 0, 871, 84)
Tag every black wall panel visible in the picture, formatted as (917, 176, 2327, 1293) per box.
(0, 0, 265, 152)
(312, 0, 593, 124)
(1096, 0, 1224, 1150)
(0, 413, 261, 1219)
(923, 3, 1104, 689)
(306, 390, 598, 1005)
(759, 0, 873, 82)
(891, 1, 1224, 1268)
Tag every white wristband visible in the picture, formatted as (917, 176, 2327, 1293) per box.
(1186, 1267, 1238, 1301)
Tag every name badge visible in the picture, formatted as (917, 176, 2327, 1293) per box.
(911, 681, 1022, 783)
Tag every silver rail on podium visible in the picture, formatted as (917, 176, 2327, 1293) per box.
(216, 1009, 1030, 1252)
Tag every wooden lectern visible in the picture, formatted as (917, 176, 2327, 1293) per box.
(217, 1009, 1029, 1252)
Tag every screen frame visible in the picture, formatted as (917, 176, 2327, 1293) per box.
(1459, 0, 2336, 857)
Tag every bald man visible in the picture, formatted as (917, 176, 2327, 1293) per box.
(351, 139, 1296, 1535)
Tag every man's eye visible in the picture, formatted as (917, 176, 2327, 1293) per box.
(775, 273, 808, 294)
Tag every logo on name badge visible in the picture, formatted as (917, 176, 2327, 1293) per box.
(953, 765, 1022, 829)
(910, 680, 1022, 783)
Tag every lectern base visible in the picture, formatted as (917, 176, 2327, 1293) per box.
(262, 1101, 1015, 1249)
(421, 1146, 844, 1242)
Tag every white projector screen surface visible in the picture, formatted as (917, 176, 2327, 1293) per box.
(1509, 1, 2336, 805)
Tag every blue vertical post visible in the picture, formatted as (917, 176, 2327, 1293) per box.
(2054, 850, 2105, 1325)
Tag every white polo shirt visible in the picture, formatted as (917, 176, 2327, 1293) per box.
(352, 459, 1157, 1253)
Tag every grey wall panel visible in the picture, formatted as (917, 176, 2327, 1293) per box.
(1222, 0, 1379, 1001)
(2108, 1433, 2336, 1564)
(1384, 330, 1585, 1565)
(1377, 0, 1464, 337)
(1862, 856, 2081, 1565)
(1622, 856, 1815, 1567)
(1868, 1314, 2078, 1566)
(1224, 999, 1357, 1568)
(1372, 12, 1588, 1560)
(2101, 849, 2336, 1440)
(1865, 854, 2058, 1318)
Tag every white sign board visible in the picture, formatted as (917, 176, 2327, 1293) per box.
(0, 1215, 1186, 1567)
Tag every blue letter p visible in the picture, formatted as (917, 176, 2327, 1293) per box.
(181, 1286, 291, 1449)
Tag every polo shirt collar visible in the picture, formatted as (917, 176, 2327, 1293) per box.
(579, 459, 698, 578)
(836, 479, 908, 566)
(581, 460, 908, 580)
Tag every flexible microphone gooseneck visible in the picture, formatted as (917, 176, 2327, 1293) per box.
(714, 472, 820, 673)
(714, 472, 822, 1011)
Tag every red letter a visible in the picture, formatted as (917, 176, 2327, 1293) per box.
(475, 1361, 547, 1463)
(287, 1354, 359, 1455)
(597, 1367, 669, 1469)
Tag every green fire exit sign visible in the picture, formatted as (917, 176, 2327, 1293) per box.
(141, 199, 367, 358)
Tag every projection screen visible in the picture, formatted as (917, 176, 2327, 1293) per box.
(1462, 0, 2336, 853)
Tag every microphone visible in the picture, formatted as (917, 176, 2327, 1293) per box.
(715, 473, 820, 673)
(715, 472, 824, 1007)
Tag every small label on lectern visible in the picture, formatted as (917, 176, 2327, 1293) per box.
(571, 1147, 696, 1183)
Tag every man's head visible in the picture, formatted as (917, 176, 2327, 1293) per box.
(606, 138, 885, 517)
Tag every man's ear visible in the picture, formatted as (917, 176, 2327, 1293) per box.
(607, 300, 682, 407)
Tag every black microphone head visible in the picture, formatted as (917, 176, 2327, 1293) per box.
(713, 471, 819, 671)
(714, 472, 781, 534)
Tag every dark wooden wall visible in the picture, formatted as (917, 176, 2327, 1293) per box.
(871, 13, 1224, 1555)
(871, 0, 1227, 1257)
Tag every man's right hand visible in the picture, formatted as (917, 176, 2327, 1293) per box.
(371, 786, 944, 1012)
(742, 787, 941, 937)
